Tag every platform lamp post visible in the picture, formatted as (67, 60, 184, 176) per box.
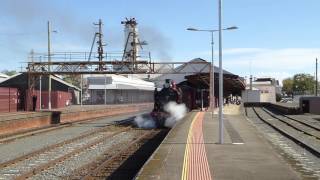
(47, 21, 57, 110)
(187, 25, 237, 143)
(316, 58, 318, 96)
(218, 0, 224, 144)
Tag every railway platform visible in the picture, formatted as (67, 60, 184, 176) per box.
(136, 105, 301, 180)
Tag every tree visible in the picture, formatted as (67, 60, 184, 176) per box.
(292, 73, 315, 95)
(1, 70, 17, 76)
(282, 78, 293, 96)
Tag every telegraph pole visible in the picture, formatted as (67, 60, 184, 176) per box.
(94, 19, 104, 71)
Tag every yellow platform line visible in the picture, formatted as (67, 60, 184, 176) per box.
(181, 112, 199, 180)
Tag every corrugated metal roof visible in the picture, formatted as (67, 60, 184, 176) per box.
(0, 73, 9, 78)
(174, 58, 234, 75)
(151, 58, 236, 87)
(87, 74, 155, 91)
(50, 75, 81, 91)
(0, 73, 81, 91)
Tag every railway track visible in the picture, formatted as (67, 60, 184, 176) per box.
(0, 117, 166, 180)
(261, 107, 320, 140)
(32, 129, 163, 180)
(0, 111, 165, 179)
(0, 112, 139, 145)
(264, 107, 320, 131)
(251, 107, 320, 158)
(79, 130, 159, 179)
(0, 124, 130, 180)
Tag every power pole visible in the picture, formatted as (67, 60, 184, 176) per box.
(94, 19, 104, 71)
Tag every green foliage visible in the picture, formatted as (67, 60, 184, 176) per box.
(292, 73, 315, 94)
(282, 78, 293, 95)
(1, 70, 17, 76)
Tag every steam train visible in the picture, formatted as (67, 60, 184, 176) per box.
(151, 79, 204, 127)
(151, 79, 182, 127)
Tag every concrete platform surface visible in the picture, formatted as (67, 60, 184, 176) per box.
(137, 105, 301, 180)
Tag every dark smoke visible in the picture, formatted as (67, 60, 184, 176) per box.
(139, 26, 173, 61)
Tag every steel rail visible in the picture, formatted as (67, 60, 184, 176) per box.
(271, 109, 320, 131)
(0, 124, 125, 170)
(261, 107, 320, 140)
(15, 127, 131, 180)
(252, 107, 320, 158)
(81, 130, 155, 179)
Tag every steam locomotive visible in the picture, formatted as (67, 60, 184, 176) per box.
(151, 79, 183, 127)
(151, 78, 211, 127)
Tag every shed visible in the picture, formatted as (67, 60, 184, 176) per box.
(300, 96, 320, 114)
(0, 73, 80, 111)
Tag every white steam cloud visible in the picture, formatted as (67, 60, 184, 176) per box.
(163, 102, 187, 128)
(134, 114, 156, 129)
(134, 101, 187, 129)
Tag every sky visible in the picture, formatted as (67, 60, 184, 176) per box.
(0, 0, 320, 83)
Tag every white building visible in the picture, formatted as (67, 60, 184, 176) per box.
(242, 77, 281, 103)
(242, 87, 261, 103)
(86, 74, 155, 104)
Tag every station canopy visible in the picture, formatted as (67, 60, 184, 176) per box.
(152, 58, 245, 96)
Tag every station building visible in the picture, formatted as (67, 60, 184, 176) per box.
(242, 77, 281, 103)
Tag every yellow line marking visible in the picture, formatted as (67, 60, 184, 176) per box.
(181, 112, 199, 180)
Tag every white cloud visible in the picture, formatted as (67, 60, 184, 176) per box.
(222, 48, 320, 83)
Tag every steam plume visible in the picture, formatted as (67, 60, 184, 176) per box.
(134, 114, 156, 129)
(134, 101, 187, 129)
(164, 102, 187, 128)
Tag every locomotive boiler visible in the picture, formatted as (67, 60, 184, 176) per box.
(151, 79, 182, 127)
